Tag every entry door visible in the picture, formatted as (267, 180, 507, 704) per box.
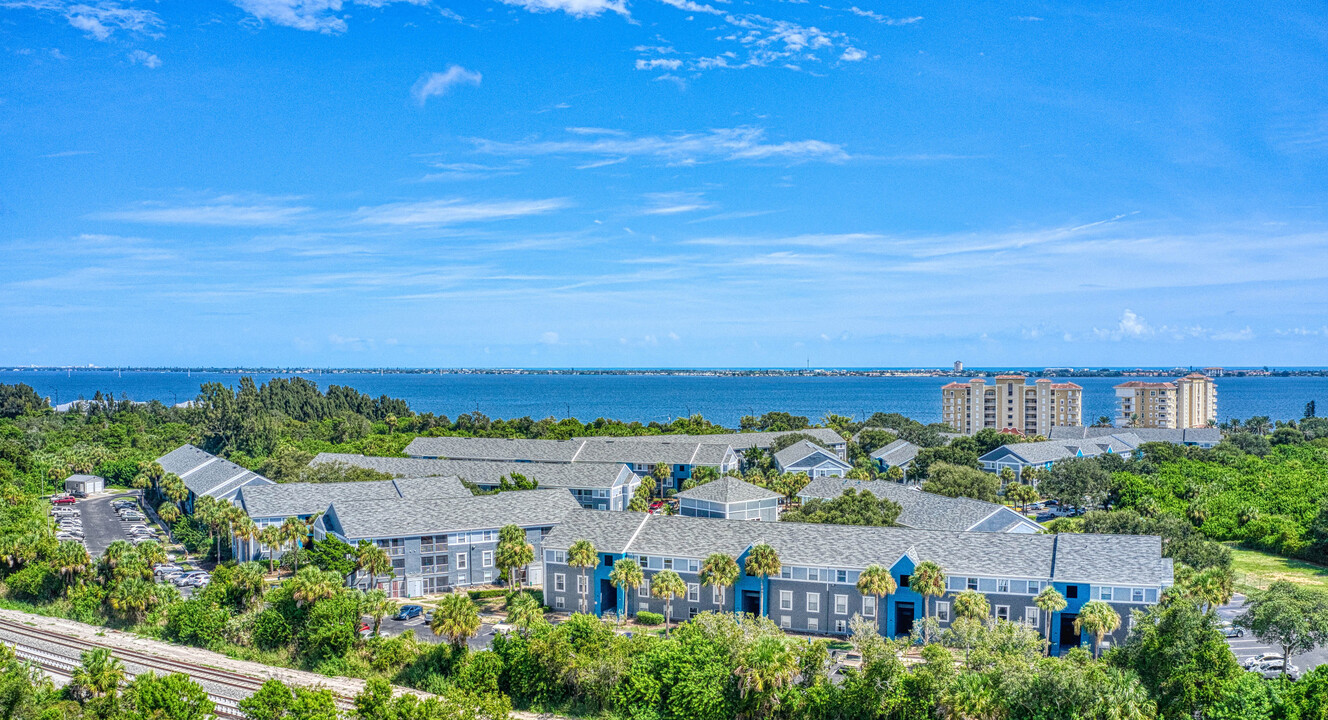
(406, 578, 423, 597)
(526, 563, 543, 586)
(895, 602, 915, 637)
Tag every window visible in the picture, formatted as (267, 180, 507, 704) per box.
(663, 558, 673, 570)
(780, 591, 793, 611)
(639, 579, 650, 598)
(863, 596, 876, 618)
(688, 607, 698, 619)
(780, 616, 791, 629)
(808, 617, 819, 631)
(1024, 607, 1040, 628)
(978, 578, 997, 593)
(1099, 587, 1113, 601)
(806, 593, 820, 613)
(899, 574, 911, 588)
(713, 586, 724, 604)
(686, 559, 700, 573)
(967, 577, 978, 591)
(836, 570, 848, 584)
(997, 579, 1009, 593)
(555, 596, 565, 609)
(936, 602, 951, 623)
(604, 556, 613, 567)
(456, 553, 468, 570)
(545, 550, 565, 564)
(1132, 588, 1144, 603)
(553, 574, 566, 592)
(1066, 586, 1078, 599)
(481, 551, 493, 568)
(391, 558, 405, 570)
(577, 575, 588, 595)
(834, 594, 848, 615)
(688, 584, 699, 602)
(995, 605, 1009, 622)
(835, 619, 847, 633)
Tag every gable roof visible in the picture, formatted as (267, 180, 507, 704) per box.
(1050, 533, 1171, 585)
(308, 453, 634, 490)
(326, 488, 581, 540)
(980, 434, 1139, 465)
(870, 439, 919, 465)
(1046, 426, 1221, 446)
(675, 476, 781, 505)
(402, 437, 736, 467)
(796, 477, 1041, 533)
(236, 475, 471, 519)
(584, 428, 846, 451)
(156, 444, 274, 500)
(774, 440, 850, 469)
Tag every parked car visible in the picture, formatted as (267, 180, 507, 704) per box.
(1250, 660, 1298, 679)
(185, 576, 211, 588)
(55, 533, 82, 541)
(1243, 653, 1284, 668)
(394, 605, 424, 621)
(53, 496, 76, 505)
(1220, 622, 1245, 638)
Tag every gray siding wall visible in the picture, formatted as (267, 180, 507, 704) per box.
(353, 526, 550, 597)
(635, 568, 730, 620)
(768, 578, 878, 635)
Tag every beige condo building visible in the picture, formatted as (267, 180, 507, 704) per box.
(941, 375, 1083, 436)
(1114, 373, 1218, 428)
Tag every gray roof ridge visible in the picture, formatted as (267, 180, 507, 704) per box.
(622, 513, 652, 554)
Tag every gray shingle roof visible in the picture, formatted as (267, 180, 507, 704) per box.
(870, 439, 919, 465)
(156, 444, 274, 500)
(585, 428, 845, 451)
(1047, 426, 1221, 446)
(237, 476, 472, 519)
(545, 513, 1167, 585)
(541, 509, 649, 554)
(980, 434, 1138, 465)
(405, 437, 583, 462)
(796, 477, 1020, 532)
(327, 488, 581, 540)
(675, 476, 781, 504)
(309, 453, 632, 489)
(773, 440, 846, 468)
(403, 437, 736, 467)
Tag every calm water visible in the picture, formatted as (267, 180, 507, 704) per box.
(4, 371, 1326, 427)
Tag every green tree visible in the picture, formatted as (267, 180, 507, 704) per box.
(649, 569, 686, 634)
(628, 480, 652, 512)
(68, 647, 124, 702)
(1075, 599, 1121, 658)
(923, 462, 1000, 502)
(1004, 483, 1039, 512)
(355, 540, 393, 592)
(156, 500, 180, 525)
(431, 591, 482, 649)
(781, 488, 903, 526)
(1040, 457, 1113, 510)
(1034, 586, 1067, 653)
(650, 462, 672, 497)
(734, 635, 798, 719)
(608, 557, 644, 621)
(1236, 580, 1328, 675)
(239, 678, 340, 720)
(1112, 597, 1242, 718)
(288, 566, 341, 608)
(506, 590, 545, 633)
(855, 564, 896, 618)
(495, 524, 534, 590)
(953, 589, 990, 621)
(121, 672, 214, 720)
(362, 588, 394, 636)
(567, 539, 598, 613)
(745, 543, 781, 617)
(698, 552, 740, 614)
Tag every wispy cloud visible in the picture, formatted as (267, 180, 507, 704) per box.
(230, 0, 429, 34)
(846, 7, 922, 25)
(352, 197, 570, 226)
(2, 0, 164, 40)
(411, 66, 482, 105)
(471, 126, 849, 165)
(127, 49, 160, 68)
(498, 0, 627, 17)
(40, 150, 95, 158)
(94, 196, 312, 226)
(640, 191, 715, 215)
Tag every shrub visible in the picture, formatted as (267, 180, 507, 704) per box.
(166, 598, 228, 648)
(252, 609, 292, 650)
(467, 589, 510, 600)
(4, 562, 58, 601)
(635, 611, 664, 626)
(455, 651, 504, 697)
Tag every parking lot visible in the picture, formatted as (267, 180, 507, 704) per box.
(1216, 594, 1327, 677)
(72, 491, 145, 557)
(372, 612, 499, 650)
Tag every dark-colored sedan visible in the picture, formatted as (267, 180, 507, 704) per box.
(394, 605, 424, 621)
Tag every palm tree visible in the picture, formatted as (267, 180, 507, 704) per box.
(699, 553, 740, 614)
(953, 590, 990, 622)
(1184, 566, 1234, 613)
(745, 543, 781, 617)
(506, 591, 544, 633)
(567, 539, 599, 614)
(495, 524, 534, 591)
(855, 564, 896, 624)
(911, 561, 947, 623)
(69, 647, 124, 702)
(734, 635, 798, 719)
(51, 540, 90, 589)
(939, 672, 1001, 720)
(1004, 483, 1039, 513)
(1033, 586, 1067, 653)
(278, 516, 306, 573)
(356, 540, 393, 591)
(232, 562, 266, 609)
(431, 591, 481, 649)
(135, 540, 167, 569)
(160, 473, 188, 506)
(608, 557, 644, 622)
(258, 525, 283, 573)
(363, 589, 394, 635)
(1074, 600, 1121, 658)
(650, 569, 687, 634)
(289, 566, 339, 607)
(232, 514, 259, 563)
(155, 501, 180, 525)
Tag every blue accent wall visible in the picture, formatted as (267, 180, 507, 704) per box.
(886, 555, 920, 638)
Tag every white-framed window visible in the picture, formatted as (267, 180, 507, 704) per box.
(966, 577, 978, 591)
(835, 619, 847, 633)
(639, 579, 650, 597)
(1132, 588, 1145, 603)
(712, 586, 724, 604)
(456, 553, 468, 570)
(936, 601, 951, 623)
(554, 573, 565, 592)
(688, 584, 699, 602)
(834, 594, 848, 615)
(836, 570, 848, 584)
(1099, 587, 1113, 601)
(577, 575, 588, 595)
(481, 551, 493, 568)
(663, 558, 673, 570)
(780, 590, 793, 611)
(555, 596, 565, 609)
(995, 605, 1010, 622)
(808, 617, 819, 631)
(863, 595, 876, 618)
(780, 615, 791, 628)
(997, 579, 1009, 593)
(806, 593, 820, 613)
(545, 550, 565, 564)
(1024, 607, 1040, 628)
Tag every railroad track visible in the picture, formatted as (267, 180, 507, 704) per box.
(0, 618, 354, 717)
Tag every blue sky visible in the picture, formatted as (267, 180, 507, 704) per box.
(2, 0, 1326, 368)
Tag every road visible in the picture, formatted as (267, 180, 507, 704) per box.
(1215, 594, 1328, 675)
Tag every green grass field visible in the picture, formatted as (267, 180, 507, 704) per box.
(1229, 544, 1328, 592)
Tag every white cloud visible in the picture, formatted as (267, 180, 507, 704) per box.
(641, 191, 714, 215)
(472, 126, 849, 164)
(839, 46, 866, 62)
(411, 65, 481, 105)
(353, 197, 569, 226)
(230, 0, 428, 34)
(2, 1, 164, 40)
(653, 74, 687, 91)
(847, 7, 921, 25)
(127, 49, 160, 68)
(497, 0, 627, 17)
(40, 150, 95, 158)
(1093, 309, 1150, 340)
(635, 58, 683, 70)
(95, 196, 312, 225)
(1211, 327, 1255, 341)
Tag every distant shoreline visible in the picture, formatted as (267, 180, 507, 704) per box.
(3, 366, 1324, 378)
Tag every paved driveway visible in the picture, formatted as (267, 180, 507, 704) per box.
(77, 492, 139, 557)
(371, 615, 498, 650)
(1216, 594, 1328, 676)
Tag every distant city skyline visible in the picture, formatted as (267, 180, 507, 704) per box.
(3, 1, 1326, 367)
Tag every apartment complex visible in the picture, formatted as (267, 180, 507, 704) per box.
(542, 511, 1170, 655)
(1114, 373, 1218, 428)
(941, 376, 1083, 436)
(978, 426, 1222, 480)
